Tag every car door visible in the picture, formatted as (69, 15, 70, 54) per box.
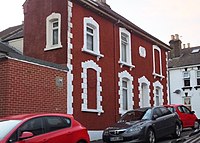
(42, 116, 73, 143)
(152, 107, 166, 138)
(159, 107, 175, 135)
(181, 106, 196, 127)
(9, 117, 46, 143)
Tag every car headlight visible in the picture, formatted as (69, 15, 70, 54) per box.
(103, 130, 109, 135)
(127, 126, 143, 133)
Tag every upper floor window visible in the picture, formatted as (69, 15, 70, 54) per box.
(82, 17, 103, 60)
(197, 67, 200, 85)
(119, 28, 134, 69)
(183, 71, 190, 87)
(152, 45, 164, 79)
(45, 13, 62, 51)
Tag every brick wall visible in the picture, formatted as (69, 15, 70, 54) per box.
(0, 59, 67, 117)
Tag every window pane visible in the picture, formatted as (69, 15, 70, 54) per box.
(184, 79, 190, 86)
(122, 80, 127, 88)
(197, 71, 200, 77)
(197, 79, 200, 85)
(156, 96, 159, 106)
(19, 118, 44, 136)
(53, 22, 58, 28)
(123, 89, 128, 110)
(122, 43, 127, 62)
(45, 116, 70, 132)
(87, 34, 93, 51)
(87, 27, 93, 34)
(53, 29, 58, 45)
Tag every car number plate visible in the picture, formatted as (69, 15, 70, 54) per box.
(110, 137, 123, 141)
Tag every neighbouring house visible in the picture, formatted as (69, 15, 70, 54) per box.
(0, 41, 68, 117)
(0, 24, 24, 54)
(168, 34, 200, 119)
(22, 0, 171, 140)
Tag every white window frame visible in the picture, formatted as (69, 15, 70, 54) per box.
(81, 60, 104, 116)
(152, 45, 164, 79)
(153, 81, 164, 106)
(119, 28, 135, 70)
(82, 17, 104, 60)
(183, 71, 190, 79)
(118, 70, 134, 115)
(45, 13, 62, 51)
(138, 76, 150, 107)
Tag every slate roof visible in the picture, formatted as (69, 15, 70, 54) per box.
(0, 41, 68, 71)
(168, 46, 200, 68)
(76, 0, 171, 51)
(0, 24, 23, 41)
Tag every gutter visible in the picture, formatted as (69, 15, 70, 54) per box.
(76, 0, 171, 51)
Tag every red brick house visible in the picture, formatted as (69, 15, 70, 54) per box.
(0, 41, 68, 117)
(23, 0, 171, 139)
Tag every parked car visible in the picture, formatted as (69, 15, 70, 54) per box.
(164, 104, 199, 130)
(103, 106, 181, 143)
(0, 113, 90, 143)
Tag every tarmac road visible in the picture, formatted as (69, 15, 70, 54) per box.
(91, 128, 194, 143)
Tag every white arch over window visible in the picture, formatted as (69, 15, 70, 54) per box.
(153, 81, 164, 106)
(118, 70, 134, 115)
(138, 76, 151, 107)
(81, 60, 103, 115)
(152, 45, 164, 79)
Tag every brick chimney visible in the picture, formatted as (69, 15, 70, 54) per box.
(95, 0, 110, 8)
(169, 34, 182, 59)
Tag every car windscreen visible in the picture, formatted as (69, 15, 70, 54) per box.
(120, 109, 152, 122)
(0, 120, 21, 140)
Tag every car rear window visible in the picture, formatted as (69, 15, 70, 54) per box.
(167, 107, 175, 113)
(45, 116, 71, 132)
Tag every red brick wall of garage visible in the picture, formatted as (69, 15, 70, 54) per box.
(0, 59, 67, 117)
(23, 0, 68, 64)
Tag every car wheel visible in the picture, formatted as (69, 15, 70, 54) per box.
(172, 123, 181, 138)
(193, 120, 199, 130)
(146, 128, 156, 143)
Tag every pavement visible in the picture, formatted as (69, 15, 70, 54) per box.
(91, 128, 194, 143)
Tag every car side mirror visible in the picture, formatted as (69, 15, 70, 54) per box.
(191, 111, 195, 114)
(19, 132, 34, 140)
(153, 115, 158, 120)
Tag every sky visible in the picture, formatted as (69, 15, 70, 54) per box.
(0, 0, 200, 47)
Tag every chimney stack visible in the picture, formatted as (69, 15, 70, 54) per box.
(95, 0, 110, 8)
(187, 43, 190, 48)
(169, 34, 182, 59)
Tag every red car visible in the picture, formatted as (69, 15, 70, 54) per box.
(0, 113, 90, 143)
(164, 104, 199, 130)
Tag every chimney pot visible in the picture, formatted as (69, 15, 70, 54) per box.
(183, 44, 186, 49)
(175, 34, 179, 40)
(187, 43, 190, 48)
(96, 0, 106, 3)
(171, 35, 175, 40)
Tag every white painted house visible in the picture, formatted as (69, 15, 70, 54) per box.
(168, 34, 200, 118)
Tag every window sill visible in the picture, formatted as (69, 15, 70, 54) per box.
(182, 86, 192, 91)
(82, 108, 104, 116)
(44, 44, 62, 51)
(194, 85, 200, 90)
(119, 61, 135, 70)
(82, 48, 104, 61)
(153, 73, 165, 79)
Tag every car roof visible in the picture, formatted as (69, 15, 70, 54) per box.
(164, 104, 183, 107)
(0, 113, 73, 121)
(126, 107, 152, 113)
